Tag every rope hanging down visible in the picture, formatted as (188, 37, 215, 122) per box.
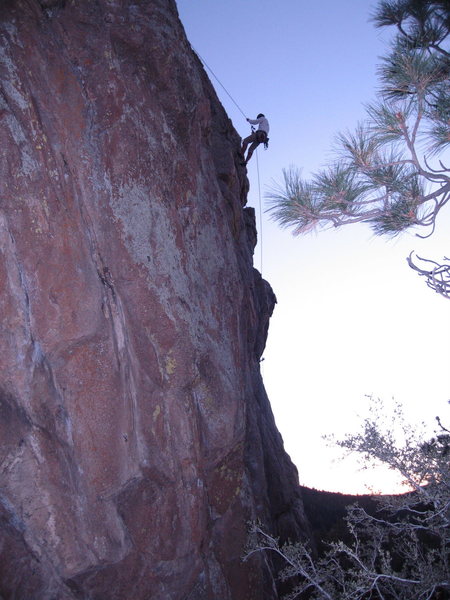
(192, 46, 264, 276)
(255, 148, 264, 276)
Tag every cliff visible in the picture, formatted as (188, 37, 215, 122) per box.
(0, 1, 309, 598)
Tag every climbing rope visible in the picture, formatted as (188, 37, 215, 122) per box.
(192, 45, 264, 274)
(255, 148, 264, 276)
(192, 47, 247, 120)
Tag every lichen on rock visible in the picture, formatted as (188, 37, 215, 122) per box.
(0, 1, 310, 598)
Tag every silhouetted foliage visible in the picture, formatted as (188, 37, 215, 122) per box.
(300, 487, 379, 553)
(245, 400, 450, 599)
(267, 0, 450, 296)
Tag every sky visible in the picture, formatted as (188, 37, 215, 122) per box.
(175, 0, 450, 494)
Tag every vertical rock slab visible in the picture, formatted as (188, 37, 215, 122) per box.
(0, 1, 309, 598)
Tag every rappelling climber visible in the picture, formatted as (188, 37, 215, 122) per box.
(240, 113, 270, 165)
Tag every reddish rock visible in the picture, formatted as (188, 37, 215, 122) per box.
(0, 1, 310, 598)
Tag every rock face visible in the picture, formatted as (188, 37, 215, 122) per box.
(0, 1, 309, 598)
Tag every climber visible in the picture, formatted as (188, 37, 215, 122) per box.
(240, 113, 270, 165)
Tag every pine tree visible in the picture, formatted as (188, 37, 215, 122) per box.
(268, 1, 450, 294)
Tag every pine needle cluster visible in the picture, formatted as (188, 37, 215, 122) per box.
(267, 0, 450, 239)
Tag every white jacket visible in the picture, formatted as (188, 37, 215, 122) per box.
(248, 116, 270, 134)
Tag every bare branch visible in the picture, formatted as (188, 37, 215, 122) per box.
(246, 398, 450, 599)
(407, 252, 450, 299)
(424, 155, 450, 174)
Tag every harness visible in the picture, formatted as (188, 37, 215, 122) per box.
(255, 129, 269, 149)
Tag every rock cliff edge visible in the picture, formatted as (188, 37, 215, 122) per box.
(0, 1, 309, 598)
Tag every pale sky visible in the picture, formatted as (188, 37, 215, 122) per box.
(176, 0, 450, 494)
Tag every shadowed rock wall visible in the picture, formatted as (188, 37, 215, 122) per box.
(0, 1, 309, 598)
